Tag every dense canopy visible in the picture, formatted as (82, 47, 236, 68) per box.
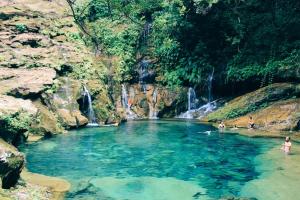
(70, 0, 299, 95)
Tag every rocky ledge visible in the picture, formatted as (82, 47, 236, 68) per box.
(206, 83, 300, 132)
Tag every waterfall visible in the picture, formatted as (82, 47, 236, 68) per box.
(149, 88, 158, 119)
(177, 72, 217, 119)
(121, 84, 129, 110)
(121, 84, 137, 119)
(188, 87, 197, 111)
(208, 69, 214, 103)
(139, 59, 150, 93)
(140, 22, 152, 45)
(83, 85, 98, 126)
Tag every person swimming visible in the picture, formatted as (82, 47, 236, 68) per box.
(248, 116, 255, 129)
(281, 136, 292, 153)
(218, 121, 225, 130)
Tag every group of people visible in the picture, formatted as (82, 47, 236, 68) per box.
(218, 116, 256, 131)
(218, 116, 292, 154)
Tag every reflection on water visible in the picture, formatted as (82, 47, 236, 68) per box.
(19, 120, 298, 200)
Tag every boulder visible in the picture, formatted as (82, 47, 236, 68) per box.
(0, 139, 24, 189)
(31, 100, 65, 135)
(56, 109, 88, 128)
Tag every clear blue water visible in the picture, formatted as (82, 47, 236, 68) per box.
(20, 120, 279, 200)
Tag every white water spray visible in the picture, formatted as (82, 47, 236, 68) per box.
(83, 85, 98, 126)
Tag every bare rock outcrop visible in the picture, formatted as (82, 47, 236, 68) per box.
(0, 67, 56, 98)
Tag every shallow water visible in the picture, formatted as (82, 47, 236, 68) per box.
(20, 120, 299, 200)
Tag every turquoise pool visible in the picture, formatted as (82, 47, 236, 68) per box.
(20, 120, 299, 200)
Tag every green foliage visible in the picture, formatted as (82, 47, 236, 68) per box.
(73, 0, 300, 91)
(0, 112, 32, 134)
(15, 24, 27, 33)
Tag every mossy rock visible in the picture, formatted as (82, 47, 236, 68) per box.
(0, 140, 25, 189)
(207, 83, 300, 122)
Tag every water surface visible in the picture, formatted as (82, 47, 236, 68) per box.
(21, 120, 295, 200)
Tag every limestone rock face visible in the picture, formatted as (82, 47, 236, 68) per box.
(0, 0, 93, 71)
(116, 84, 187, 119)
(0, 67, 56, 97)
(0, 139, 24, 189)
(43, 78, 88, 128)
(0, 95, 37, 115)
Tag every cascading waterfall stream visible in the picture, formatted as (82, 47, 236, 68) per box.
(188, 87, 197, 112)
(208, 69, 214, 104)
(177, 70, 217, 119)
(83, 85, 98, 126)
(149, 88, 158, 119)
(139, 60, 150, 93)
(121, 84, 137, 119)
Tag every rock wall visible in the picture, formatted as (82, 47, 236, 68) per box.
(115, 84, 187, 119)
(0, 0, 116, 141)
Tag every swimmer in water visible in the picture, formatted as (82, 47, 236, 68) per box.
(218, 121, 225, 131)
(281, 136, 292, 153)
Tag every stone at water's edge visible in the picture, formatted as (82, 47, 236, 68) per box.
(31, 100, 65, 135)
(0, 139, 24, 189)
(225, 98, 300, 131)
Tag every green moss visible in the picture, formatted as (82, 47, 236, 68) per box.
(207, 83, 299, 121)
(15, 24, 27, 33)
(0, 112, 31, 134)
